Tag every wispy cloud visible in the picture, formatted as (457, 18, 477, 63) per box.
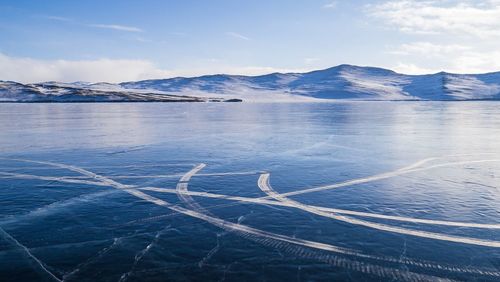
(226, 31, 251, 41)
(41, 16, 143, 33)
(323, 1, 338, 9)
(88, 24, 143, 32)
(44, 15, 72, 22)
(368, 0, 500, 38)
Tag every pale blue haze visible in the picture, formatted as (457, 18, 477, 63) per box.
(2, 0, 500, 82)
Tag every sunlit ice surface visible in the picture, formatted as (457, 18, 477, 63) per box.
(0, 102, 499, 281)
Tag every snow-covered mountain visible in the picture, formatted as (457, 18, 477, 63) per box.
(0, 81, 227, 102)
(121, 65, 500, 101)
(3, 65, 500, 102)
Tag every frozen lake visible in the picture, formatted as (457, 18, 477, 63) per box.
(0, 102, 499, 281)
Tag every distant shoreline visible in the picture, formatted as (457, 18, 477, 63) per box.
(3, 99, 500, 104)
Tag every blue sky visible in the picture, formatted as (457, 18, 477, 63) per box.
(1, 0, 500, 82)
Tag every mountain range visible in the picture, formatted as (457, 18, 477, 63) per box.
(2, 64, 500, 102)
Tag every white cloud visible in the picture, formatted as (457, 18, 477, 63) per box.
(0, 53, 307, 83)
(450, 51, 500, 73)
(323, 1, 338, 9)
(391, 63, 441, 74)
(387, 43, 500, 74)
(88, 24, 143, 32)
(369, 0, 500, 38)
(226, 31, 251, 41)
(0, 53, 170, 83)
(369, 1, 500, 73)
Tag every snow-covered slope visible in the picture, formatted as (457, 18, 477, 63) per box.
(121, 65, 500, 101)
(3, 65, 500, 102)
(0, 81, 231, 102)
(285, 65, 413, 100)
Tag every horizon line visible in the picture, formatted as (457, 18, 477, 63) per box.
(2, 64, 500, 85)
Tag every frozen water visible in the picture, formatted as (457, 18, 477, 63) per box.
(0, 102, 499, 281)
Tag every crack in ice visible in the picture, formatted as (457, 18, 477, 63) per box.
(2, 156, 500, 280)
(257, 173, 500, 247)
(0, 227, 61, 281)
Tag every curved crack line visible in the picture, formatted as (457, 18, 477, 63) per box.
(2, 158, 454, 281)
(175, 164, 228, 269)
(139, 186, 500, 229)
(140, 156, 500, 231)
(257, 173, 500, 248)
(198, 231, 227, 268)
(118, 225, 172, 282)
(2, 157, 500, 279)
(257, 173, 500, 277)
(0, 171, 259, 180)
(0, 190, 118, 226)
(0, 171, 105, 186)
(1, 158, 499, 230)
(62, 237, 122, 281)
(278, 159, 500, 198)
(171, 163, 455, 281)
(176, 163, 212, 215)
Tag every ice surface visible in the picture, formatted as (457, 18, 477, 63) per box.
(1, 102, 500, 281)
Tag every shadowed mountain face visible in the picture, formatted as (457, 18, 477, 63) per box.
(121, 65, 500, 101)
(3, 65, 500, 102)
(0, 82, 218, 102)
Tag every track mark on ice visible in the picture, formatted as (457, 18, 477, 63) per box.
(257, 173, 500, 248)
